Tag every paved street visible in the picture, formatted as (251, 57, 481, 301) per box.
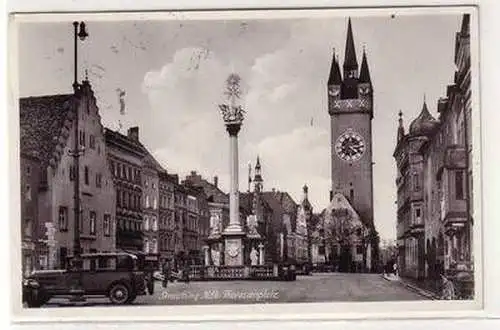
(43, 273, 426, 307)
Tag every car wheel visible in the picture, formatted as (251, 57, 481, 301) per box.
(108, 283, 130, 305)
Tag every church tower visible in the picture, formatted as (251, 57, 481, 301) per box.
(327, 18, 374, 229)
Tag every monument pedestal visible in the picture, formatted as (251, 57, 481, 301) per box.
(223, 228, 246, 266)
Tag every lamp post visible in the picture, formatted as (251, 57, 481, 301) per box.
(219, 73, 246, 266)
(68, 21, 88, 298)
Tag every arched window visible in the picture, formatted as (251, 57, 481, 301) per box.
(144, 216, 149, 231)
(144, 238, 149, 253)
(152, 216, 158, 232)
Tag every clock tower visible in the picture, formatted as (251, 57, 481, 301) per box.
(327, 18, 374, 229)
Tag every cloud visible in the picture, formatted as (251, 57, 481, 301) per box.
(141, 47, 233, 176)
(242, 126, 331, 209)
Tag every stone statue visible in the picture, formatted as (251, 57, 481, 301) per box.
(247, 215, 258, 235)
(210, 212, 221, 235)
(211, 248, 220, 266)
(250, 247, 258, 266)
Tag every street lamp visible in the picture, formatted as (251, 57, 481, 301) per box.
(68, 21, 88, 299)
(72, 21, 88, 89)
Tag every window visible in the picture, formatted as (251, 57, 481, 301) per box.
(97, 143, 101, 155)
(128, 168, 132, 181)
(456, 171, 465, 200)
(98, 257, 109, 269)
(349, 189, 354, 203)
(144, 238, 149, 253)
(117, 189, 122, 207)
(79, 130, 86, 147)
(153, 197, 157, 209)
(144, 180, 148, 188)
(415, 208, 422, 224)
(356, 245, 363, 254)
(413, 173, 420, 191)
(26, 165, 31, 176)
(25, 184, 32, 201)
(58, 207, 68, 231)
(59, 247, 67, 269)
(24, 218, 32, 238)
(152, 183, 156, 189)
(89, 211, 96, 235)
(152, 239, 158, 253)
(144, 216, 149, 231)
(69, 165, 75, 181)
(104, 214, 111, 236)
(152, 216, 158, 232)
(145, 195, 150, 208)
(84, 166, 89, 185)
(96, 173, 102, 188)
(89, 135, 96, 149)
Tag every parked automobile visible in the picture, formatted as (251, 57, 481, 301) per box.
(23, 252, 150, 307)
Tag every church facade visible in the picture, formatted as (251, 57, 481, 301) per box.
(323, 18, 379, 273)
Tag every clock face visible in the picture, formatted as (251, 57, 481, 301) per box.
(335, 130, 366, 162)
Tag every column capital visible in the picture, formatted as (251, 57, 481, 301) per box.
(226, 122, 242, 136)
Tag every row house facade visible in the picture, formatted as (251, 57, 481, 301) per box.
(104, 127, 145, 252)
(158, 171, 176, 266)
(394, 14, 472, 281)
(141, 152, 162, 256)
(19, 80, 116, 272)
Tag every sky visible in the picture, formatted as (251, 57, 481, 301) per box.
(16, 12, 464, 241)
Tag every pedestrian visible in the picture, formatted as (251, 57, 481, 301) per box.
(393, 261, 398, 276)
(162, 261, 170, 288)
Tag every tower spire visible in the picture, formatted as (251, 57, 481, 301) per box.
(328, 48, 342, 85)
(397, 110, 405, 142)
(359, 46, 372, 83)
(253, 155, 263, 192)
(343, 17, 358, 77)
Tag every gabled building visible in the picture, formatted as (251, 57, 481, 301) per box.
(20, 79, 116, 270)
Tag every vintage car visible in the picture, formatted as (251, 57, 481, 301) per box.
(23, 252, 149, 307)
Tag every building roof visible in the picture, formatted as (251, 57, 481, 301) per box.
(409, 100, 439, 137)
(104, 128, 146, 159)
(19, 94, 75, 167)
(262, 191, 299, 232)
(183, 172, 228, 204)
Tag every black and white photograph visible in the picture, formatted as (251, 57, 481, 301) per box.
(9, 5, 481, 318)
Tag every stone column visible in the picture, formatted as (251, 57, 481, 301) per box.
(227, 131, 241, 231)
(258, 243, 265, 265)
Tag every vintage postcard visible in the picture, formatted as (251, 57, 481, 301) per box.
(8, 5, 482, 322)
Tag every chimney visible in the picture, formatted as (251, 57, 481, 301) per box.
(213, 176, 218, 188)
(127, 126, 139, 141)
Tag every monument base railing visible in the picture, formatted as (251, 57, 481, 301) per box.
(183, 264, 296, 281)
